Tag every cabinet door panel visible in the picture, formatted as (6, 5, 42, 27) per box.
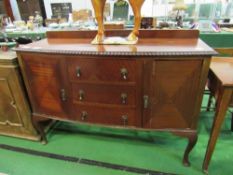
(21, 54, 69, 119)
(0, 69, 22, 126)
(143, 59, 202, 129)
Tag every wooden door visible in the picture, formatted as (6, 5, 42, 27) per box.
(20, 53, 70, 119)
(143, 59, 203, 129)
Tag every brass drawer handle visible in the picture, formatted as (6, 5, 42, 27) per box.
(122, 115, 128, 126)
(81, 111, 88, 121)
(120, 68, 128, 80)
(121, 93, 127, 104)
(79, 90, 85, 101)
(76, 67, 81, 77)
(60, 89, 67, 102)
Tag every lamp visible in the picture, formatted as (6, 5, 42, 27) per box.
(173, 0, 187, 28)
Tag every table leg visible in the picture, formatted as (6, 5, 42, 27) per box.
(207, 94, 213, 111)
(202, 88, 232, 173)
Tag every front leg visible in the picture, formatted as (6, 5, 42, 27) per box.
(183, 133, 198, 166)
(128, 0, 145, 41)
(91, 0, 106, 44)
(173, 131, 198, 166)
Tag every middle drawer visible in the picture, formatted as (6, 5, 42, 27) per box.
(72, 84, 136, 107)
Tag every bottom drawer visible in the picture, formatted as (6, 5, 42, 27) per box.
(71, 105, 137, 127)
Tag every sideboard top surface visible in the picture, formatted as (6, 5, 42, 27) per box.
(0, 51, 17, 65)
(15, 30, 217, 57)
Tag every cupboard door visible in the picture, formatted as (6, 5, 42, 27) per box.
(143, 59, 202, 129)
(20, 53, 69, 119)
(0, 68, 23, 126)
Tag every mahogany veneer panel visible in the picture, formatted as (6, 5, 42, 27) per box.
(72, 84, 136, 107)
(21, 53, 70, 119)
(67, 57, 136, 83)
(143, 59, 202, 129)
(71, 104, 137, 127)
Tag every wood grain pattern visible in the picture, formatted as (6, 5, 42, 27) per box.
(71, 104, 137, 127)
(15, 30, 216, 57)
(72, 84, 136, 107)
(16, 30, 215, 164)
(46, 29, 200, 39)
(67, 57, 136, 83)
(210, 57, 233, 86)
(0, 52, 39, 140)
(143, 59, 202, 129)
(20, 53, 70, 119)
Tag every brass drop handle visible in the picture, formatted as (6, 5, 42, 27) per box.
(76, 67, 81, 77)
(79, 90, 84, 101)
(143, 95, 149, 109)
(122, 115, 128, 126)
(81, 111, 88, 121)
(120, 68, 128, 80)
(121, 93, 127, 104)
(60, 89, 67, 102)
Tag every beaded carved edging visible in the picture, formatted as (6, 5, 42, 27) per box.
(14, 48, 217, 57)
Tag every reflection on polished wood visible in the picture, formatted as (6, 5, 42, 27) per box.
(203, 57, 233, 173)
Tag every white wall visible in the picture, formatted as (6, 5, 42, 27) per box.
(43, 0, 154, 19)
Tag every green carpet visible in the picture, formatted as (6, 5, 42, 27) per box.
(0, 95, 232, 175)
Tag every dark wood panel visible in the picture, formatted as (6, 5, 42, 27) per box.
(47, 29, 200, 39)
(143, 59, 202, 129)
(17, 0, 46, 21)
(71, 104, 138, 127)
(20, 53, 70, 119)
(72, 83, 136, 107)
(67, 57, 136, 83)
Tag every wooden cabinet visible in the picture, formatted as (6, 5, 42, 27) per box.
(16, 30, 216, 165)
(143, 59, 204, 129)
(0, 51, 39, 140)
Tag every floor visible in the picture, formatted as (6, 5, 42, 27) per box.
(0, 95, 232, 175)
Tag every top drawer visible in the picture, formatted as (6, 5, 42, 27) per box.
(67, 57, 136, 83)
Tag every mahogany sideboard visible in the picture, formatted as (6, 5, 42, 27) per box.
(15, 29, 216, 166)
(0, 51, 39, 140)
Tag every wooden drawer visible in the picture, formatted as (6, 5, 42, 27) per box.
(72, 84, 136, 107)
(67, 57, 136, 83)
(71, 105, 137, 127)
